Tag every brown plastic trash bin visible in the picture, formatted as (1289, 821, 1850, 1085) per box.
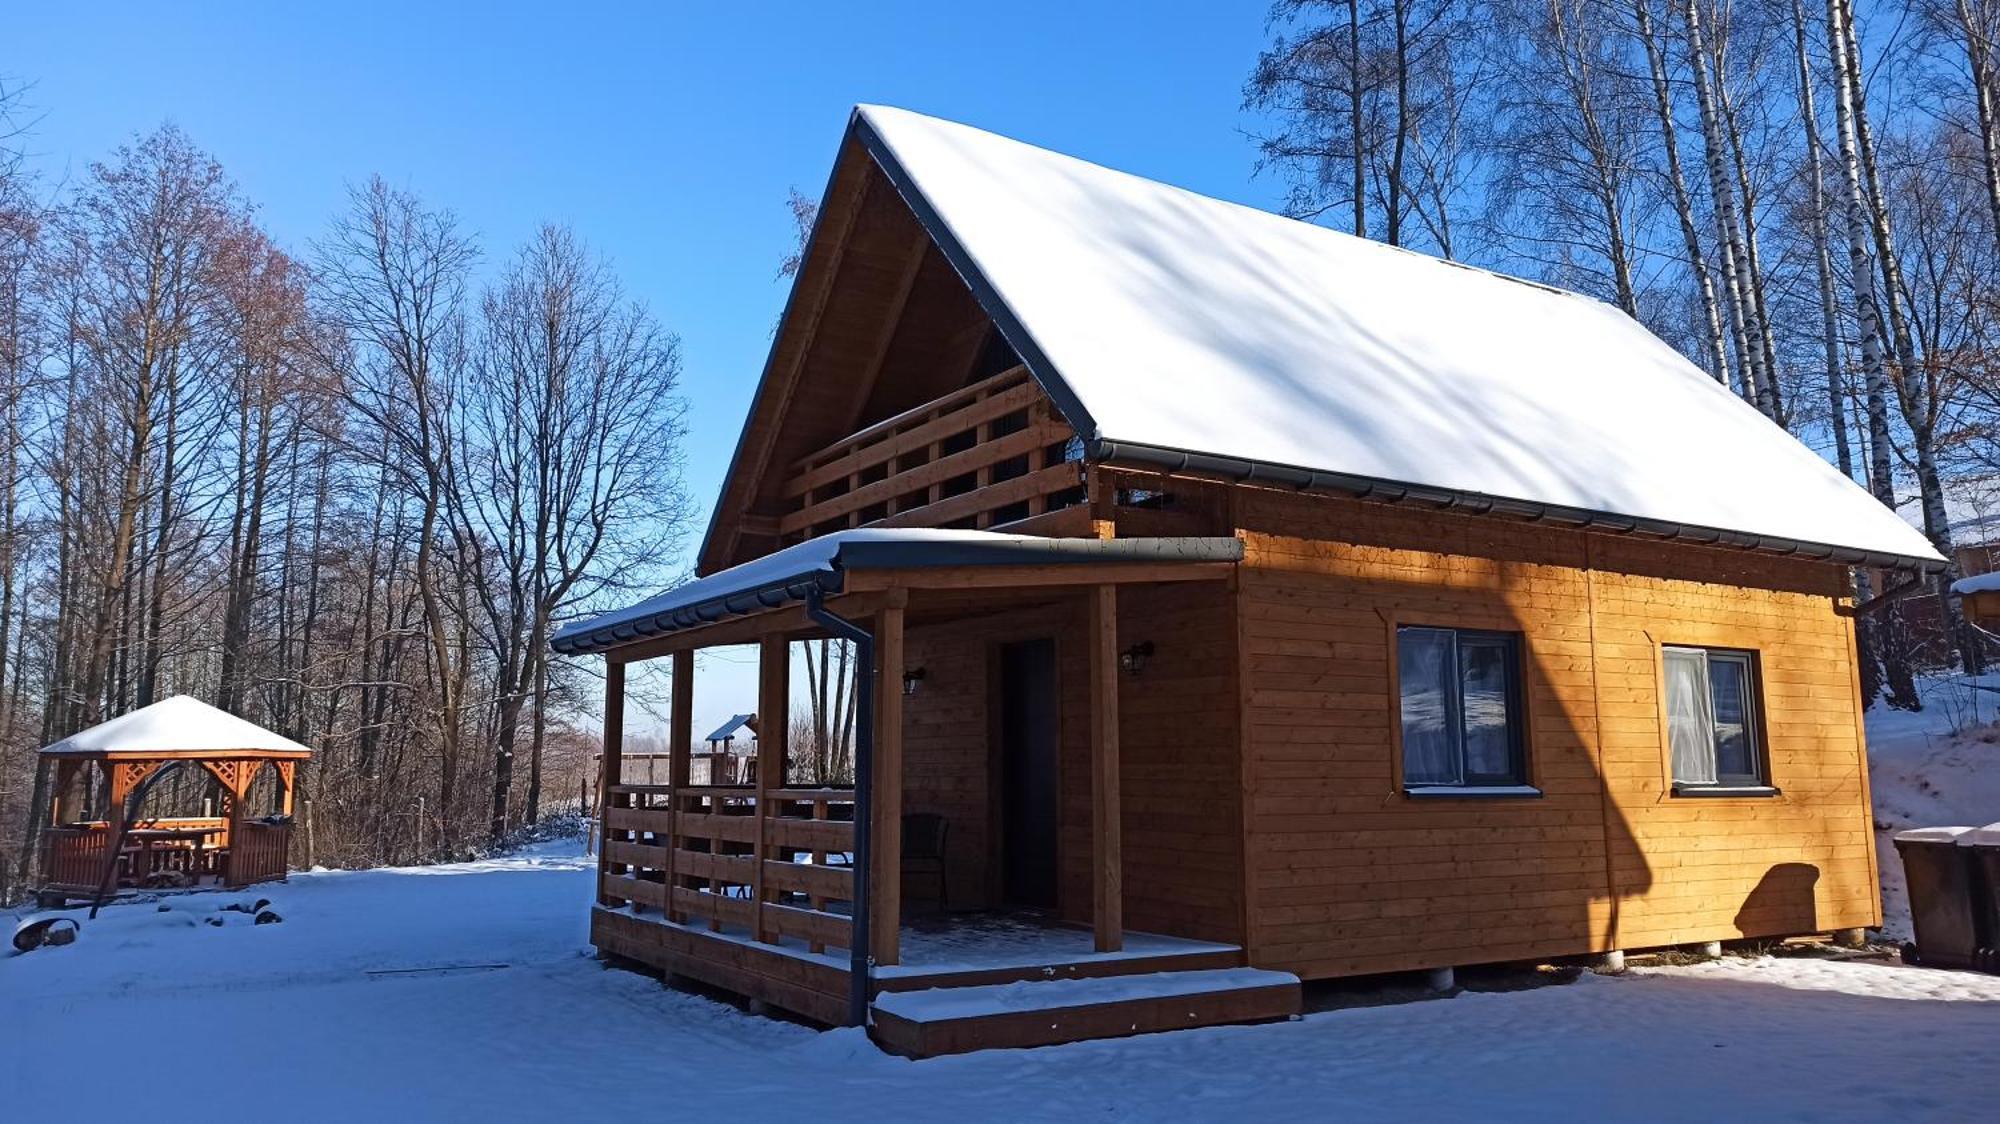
(1893, 827, 1991, 970)
(1958, 823, 2000, 973)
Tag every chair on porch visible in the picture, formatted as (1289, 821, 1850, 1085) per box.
(902, 813, 948, 912)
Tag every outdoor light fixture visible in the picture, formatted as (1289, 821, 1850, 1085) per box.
(903, 667, 926, 695)
(1119, 641, 1154, 676)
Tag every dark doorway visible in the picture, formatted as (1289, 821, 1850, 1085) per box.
(996, 637, 1060, 910)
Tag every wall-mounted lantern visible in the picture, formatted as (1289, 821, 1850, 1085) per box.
(903, 667, 927, 696)
(1119, 641, 1155, 677)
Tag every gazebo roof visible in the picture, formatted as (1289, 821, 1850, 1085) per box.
(39, 695, 313, 760)
(704, 714, 756, 744)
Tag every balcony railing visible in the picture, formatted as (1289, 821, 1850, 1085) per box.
(779, 365, 1080, 544)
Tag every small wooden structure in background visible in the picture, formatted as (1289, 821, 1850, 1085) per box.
(37, 695, 312, 904)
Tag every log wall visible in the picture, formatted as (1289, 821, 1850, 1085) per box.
(899, 585, 1245, 943)
(1232, 488, 1878, 979)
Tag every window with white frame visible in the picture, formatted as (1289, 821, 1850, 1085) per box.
(1663, 646, 1768, 791)
(1396, 626, 1527, 789)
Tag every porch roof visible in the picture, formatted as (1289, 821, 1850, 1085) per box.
(40, 695, 313, 760)
(551, 528, 1243, 656)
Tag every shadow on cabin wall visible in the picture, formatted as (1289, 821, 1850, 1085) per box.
(895, 580, 1245, 946)
(1227, 484, 1875, 978)
(1736, 863, 1821, 937)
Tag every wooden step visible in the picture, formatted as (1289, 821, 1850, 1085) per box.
(869, 967, 1301, 1057)
(870, 943, 1244, 993)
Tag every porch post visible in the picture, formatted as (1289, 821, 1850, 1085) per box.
(871, 602, 905, 967)
(221, 764, 250, 888)
(667, 648, 693, 922)
(597, 659, 626, 905)
(754, 633, 789, 942)
(670, 649, 694, 787)
(1088, 584, 1123, 952)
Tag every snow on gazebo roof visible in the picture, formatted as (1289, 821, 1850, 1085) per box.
(851, 105, 1944, 571)
(40, 695, 312, 759)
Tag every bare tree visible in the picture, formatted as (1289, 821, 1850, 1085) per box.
(316, 178, 480, 850)
(459, 225, 690, 841)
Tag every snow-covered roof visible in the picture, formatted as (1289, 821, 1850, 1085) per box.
(1952, 572, 2000, 596)
(551, 528, 1242, 655)
(41, 695, 312, 758)
(853, 105, 1944, 570)
(704, 714, 755, 744)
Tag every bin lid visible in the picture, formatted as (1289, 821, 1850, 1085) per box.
(1893, 826, 1976, 843)
(1962, 823, 2000, 846)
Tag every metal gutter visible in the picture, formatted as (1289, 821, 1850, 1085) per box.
(802, 590, 875, 1028)
(1089, 437, 1948, 575)
(550, 570, 844, 656)
(550, 535, 1246, 657)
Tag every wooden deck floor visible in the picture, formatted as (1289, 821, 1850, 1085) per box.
(591, 906, 1298, 1051)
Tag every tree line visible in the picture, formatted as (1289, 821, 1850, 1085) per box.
(1248, 0, 2000, 704)
(0, 93, 692, 900)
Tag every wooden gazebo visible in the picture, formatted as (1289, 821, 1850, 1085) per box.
(36, 696, 312, 905)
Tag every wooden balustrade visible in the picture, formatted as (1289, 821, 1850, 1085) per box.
(229, 820, 293, 887)
(42, 825, 112, 891)
(778, 365, 1080, 543)
(599, 784, 856, 954)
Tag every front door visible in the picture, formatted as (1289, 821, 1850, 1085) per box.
(997, 637, 1060, 910)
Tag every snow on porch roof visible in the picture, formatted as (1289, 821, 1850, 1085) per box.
(550, 528, 1243, 656)
(41, 695, 313, 758)
(851, 105, 1944, 571)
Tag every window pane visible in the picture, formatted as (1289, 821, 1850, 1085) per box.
(1664, 649, 1717, 785)
(1458, 637, 1516, 780)
(1399, 628, 1460, 785)
(1707, 655, 1757, 781)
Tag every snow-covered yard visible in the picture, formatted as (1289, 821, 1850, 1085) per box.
(1867, 675, 2000, 937)
(7, 841, 1999, 1121)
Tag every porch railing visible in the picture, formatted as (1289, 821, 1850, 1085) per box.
(42, 824, 113, 890)
(600, 784, 856, 955)
(778, 364, 1079, 543)
(230, 820, 293, 887)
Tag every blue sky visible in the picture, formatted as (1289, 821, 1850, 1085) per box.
(10, 2, 1282, 529)
(8, 2, 1286, 730)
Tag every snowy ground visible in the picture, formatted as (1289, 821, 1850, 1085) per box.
(8, 841, 2000, 1121)
(1866, 674, 2000, 937)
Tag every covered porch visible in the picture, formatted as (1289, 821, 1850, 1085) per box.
(559, 529, 1285, 1043)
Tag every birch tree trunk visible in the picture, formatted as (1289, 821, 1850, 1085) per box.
(1826, 0, 1920, 708)
(1633, 0, 1730, 383)
(1680, 0, 1772, 414)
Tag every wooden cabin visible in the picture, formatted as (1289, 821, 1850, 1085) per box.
(555, 107, 1945, 1055)
(36, 695, 310, 905)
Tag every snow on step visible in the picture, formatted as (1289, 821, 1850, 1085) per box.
(872, 967, 1298, 1022)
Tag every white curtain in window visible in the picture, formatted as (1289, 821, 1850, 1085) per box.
(1399, 629, 1460, 785)
(1664, 649, 1716, 785)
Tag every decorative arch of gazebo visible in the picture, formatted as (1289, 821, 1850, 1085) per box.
(37, 696, 313, 903)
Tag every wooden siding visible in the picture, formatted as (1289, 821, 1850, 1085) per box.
(778, 365, 1078, 545)
(898, 587, 1245, 944)
(1232, 488, 1876, 980)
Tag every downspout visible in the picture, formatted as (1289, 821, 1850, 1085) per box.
(804, 588, 874, 1028)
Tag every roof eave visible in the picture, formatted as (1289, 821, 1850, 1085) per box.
(551, 533, 1248, 657)
(851, 107, 1100, 444)
(1089, 438, 1947, 576)
(550, 569, 846, 657)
